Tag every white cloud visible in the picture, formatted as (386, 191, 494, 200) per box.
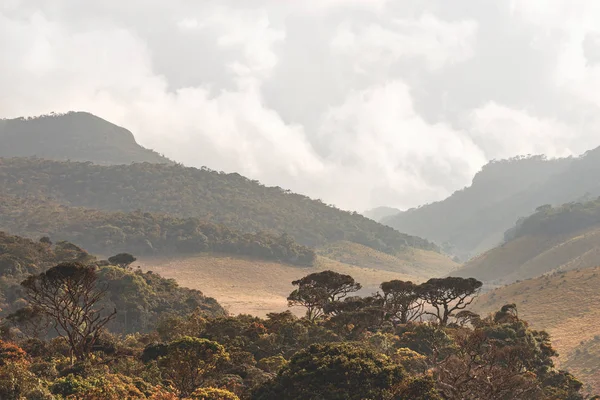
(331, 14, 477, 73)
(316, 81, 486, 209)
(466, 103, 577, 160)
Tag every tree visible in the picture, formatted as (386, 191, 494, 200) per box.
(325, 296, 384, 337)
(380, 280, 424, 324)
(287, 271, 361, 321)
(108, 253, 137, 269)
(190, 387, 240, 400)
(417, 277, 482, 326)
(252, 342, 406, 400)
(20, 262, 116, 360)
(158, 336, 229, 398)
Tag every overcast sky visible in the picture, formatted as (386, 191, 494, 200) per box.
(3, 0, 600, 211)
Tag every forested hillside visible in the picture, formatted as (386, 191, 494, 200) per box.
(382, 154, 600, 259)
(0, 158, 440, 258)
(0, 232, 225, 334)
(454, 198, 600, 283)
(0, 112, 172, 165)
(0, 195, 316, 266)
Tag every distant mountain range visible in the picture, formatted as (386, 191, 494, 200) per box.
(382, 151, 600, 259)
(0, 112, 172, 165)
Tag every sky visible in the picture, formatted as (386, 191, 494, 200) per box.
(3, 0, 600, 212)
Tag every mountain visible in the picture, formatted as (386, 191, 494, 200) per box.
(454, 197, 600, 284)
(0, 112, 172, 165)
(0, 158, 457, 275)
(383, 151, 600, 259)
(474, 266, 600, 394)
(363, 206, 402, 222)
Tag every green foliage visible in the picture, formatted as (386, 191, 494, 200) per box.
(158, 337, 229, 397)
(190, 387, 240, 400)
(287, 270, 361, 321)
(0, 158, 439, 256)
(252, 342, 405, 400)
(504, 197, 600, 242)
(0, 233, 226, 336)
(0, 195, 316, 266)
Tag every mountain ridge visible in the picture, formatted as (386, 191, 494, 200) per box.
(0, 111, 173, 165)
(382, 152, 600, 259)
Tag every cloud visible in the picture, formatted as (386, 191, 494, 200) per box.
(3, 0, 600, 212)
(331, 13, 477, 73)
(316, 81, 486, 209)
(466, 103, 577, 159)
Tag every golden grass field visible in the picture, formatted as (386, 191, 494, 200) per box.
(474, 266, 600, 394)
(138, 241, 457, 316)
(139, 253, 418, 317)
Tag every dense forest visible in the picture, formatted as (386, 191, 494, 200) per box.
(0, 112, 172, 165)
(0, 232, 225, 335)
(504, 197, 600, 242)
(0, 233, 593, 399)
(0, 158, 439, 257)
(382, 153, 600, 259)
(0, 195, 316, 266)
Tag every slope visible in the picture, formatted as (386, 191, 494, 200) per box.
(473, 266, 600, 394)
(0, 112, 172, 165)
(454, 198, 600, 284)
(317, 240, 458, 278)
(0, 158, 449, 273)
(383, 154, 597, 259)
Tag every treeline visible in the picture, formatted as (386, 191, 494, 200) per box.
(0, 158, 439, 256)
(0, 232, 225, 335)
(0, 195, 316, 266)
(504, 197, 600, 242)
(2, 260, 591, 399)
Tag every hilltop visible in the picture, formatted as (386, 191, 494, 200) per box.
(474, 266, 600, 394)
(0, 158, 453, 274)
(454, 198, 600, 284)
(0, 112, 172, 165)
(382, 152, 600, 259)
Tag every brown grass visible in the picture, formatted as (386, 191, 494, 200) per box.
(138, 253, 418, 317)
(457, 226, 600, 284)
(317, 240, 459, 278)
